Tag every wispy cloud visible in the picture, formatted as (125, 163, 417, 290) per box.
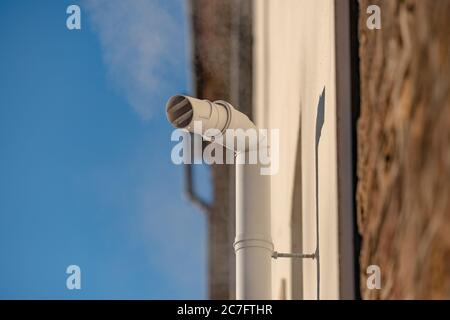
(85, 0, 186, 120)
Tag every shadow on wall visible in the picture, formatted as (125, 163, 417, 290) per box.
(315, 87, 326, 300)
(291, 106, 303, 300)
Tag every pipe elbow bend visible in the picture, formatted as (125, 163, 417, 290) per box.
(166, 95, 262, 152)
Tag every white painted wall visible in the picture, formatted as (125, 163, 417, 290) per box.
(253, 0, 340, 299)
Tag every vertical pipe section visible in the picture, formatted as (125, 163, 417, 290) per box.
(234, 151, 273, 299)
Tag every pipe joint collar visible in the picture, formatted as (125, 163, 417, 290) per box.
(234, 234, 274, 253)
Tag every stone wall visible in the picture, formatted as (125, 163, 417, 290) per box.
(357, 0, 450, 299)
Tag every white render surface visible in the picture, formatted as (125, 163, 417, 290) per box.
(253, 0, 340, 299)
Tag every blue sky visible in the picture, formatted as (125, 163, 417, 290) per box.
(0, 0, 209, 299)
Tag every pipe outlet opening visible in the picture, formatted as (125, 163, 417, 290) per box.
(166, 95, 193, 129)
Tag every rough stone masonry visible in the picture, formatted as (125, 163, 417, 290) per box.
(357, 0, 450, 299)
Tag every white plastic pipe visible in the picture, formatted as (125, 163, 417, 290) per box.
(166, 95, 273, 300)
(166, 95, 258, 152)
(235, 151, 273, 299)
